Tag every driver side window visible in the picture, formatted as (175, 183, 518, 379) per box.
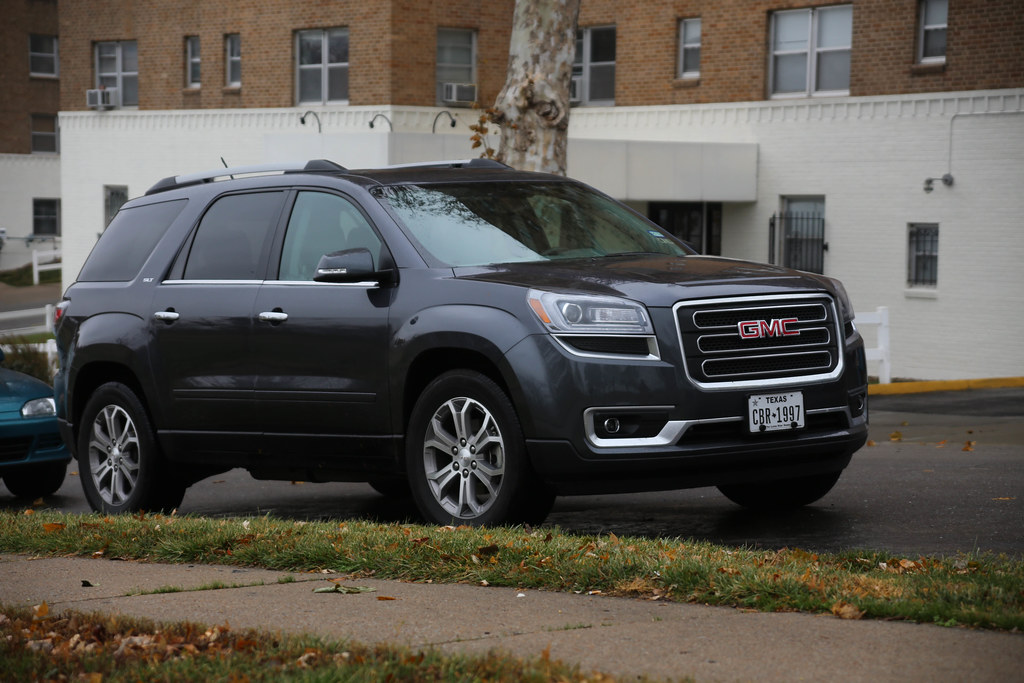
(278, 191, 381, 281)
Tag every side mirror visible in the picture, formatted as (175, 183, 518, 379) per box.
(313, 248, 388, 284)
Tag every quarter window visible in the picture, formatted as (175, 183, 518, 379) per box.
(573, 26, 615, 106)
(31, 114, 58, 153)
(184, 192, 285, 281)
(770, 6, 851, 97)
(33, 199, 61, 236)
(30, 34, 59, 77)
(678, 18, 701, 78)
(186, 36, 201, 87)
(908, 224, 938, 286)
(436, 28, 476, 105)
(95, 41, 138, 107)
(918, 0, 947, 63)
(297, 28, 349, 104)
(225, 34, 241, 87)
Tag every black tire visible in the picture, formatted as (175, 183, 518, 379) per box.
(717, 470, 843, 511)
(2, 461, 68, 498)
(77, 382, 186, 514)
(406, 370, 554, 526)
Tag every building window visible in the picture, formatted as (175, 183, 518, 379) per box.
(918, 0, 947, 64)
(296, 28, 349, 104)
(649, 202, 721, 255)
(95, 41, 138, 107)
(186, 36, 201, 87)
(908, 224, 938, 286)
(225, 34, 241, 87)
(33, 199, 61, 237)
(29, 34, 59, 77)
(436, 28, 477, 105)
(31, 115, 59, 153)
(773, 197, 826, 274)
(678, 18, 701, 78)
(573, 26, 615, 106)
(769, 5, 851, 98)
(104, 185, 129, 227)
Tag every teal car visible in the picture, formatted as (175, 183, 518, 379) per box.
(0, 348, 70, 498)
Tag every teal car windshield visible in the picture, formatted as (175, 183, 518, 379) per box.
(376, 181, 691, 267)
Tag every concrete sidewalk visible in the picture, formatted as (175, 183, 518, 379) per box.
(2, 554, 1021, 682)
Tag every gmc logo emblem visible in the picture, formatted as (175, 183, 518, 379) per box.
(738, 318, 800, 339)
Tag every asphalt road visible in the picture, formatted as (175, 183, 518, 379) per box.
(3, 389, 1022, 558)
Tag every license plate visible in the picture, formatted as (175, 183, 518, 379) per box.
(748, 392, 804, 432)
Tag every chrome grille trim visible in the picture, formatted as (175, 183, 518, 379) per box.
(673, 294, 845, 390)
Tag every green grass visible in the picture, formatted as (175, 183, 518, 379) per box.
(0, 262, 61, 287)
(1, 603, 627, 682)
(3, 510, 1022, 631)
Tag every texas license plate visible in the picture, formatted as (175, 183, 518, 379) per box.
(748, 392, 804, 432)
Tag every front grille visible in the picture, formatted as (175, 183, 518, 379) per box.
(676, 295, 843, 386)
(0, 437, 32, 463)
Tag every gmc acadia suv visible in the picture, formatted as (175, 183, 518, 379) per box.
(54, 159, 868, 525)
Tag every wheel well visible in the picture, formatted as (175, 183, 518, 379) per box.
(71, 362, 149, 439)
(402, 348, 511, 432)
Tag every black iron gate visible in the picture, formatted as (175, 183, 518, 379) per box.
(769, 212, 827, 274)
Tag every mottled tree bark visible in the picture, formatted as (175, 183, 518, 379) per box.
(492, 0, 581, 175)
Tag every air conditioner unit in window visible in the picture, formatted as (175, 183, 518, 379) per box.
(441, 82, 477, 105)
(570, 75, 582, 104)
(86, 88, 118, 110)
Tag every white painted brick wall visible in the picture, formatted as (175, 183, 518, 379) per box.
(0, 154, 61, 272)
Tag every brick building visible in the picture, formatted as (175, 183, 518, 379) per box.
(7, 0, 1024, 379)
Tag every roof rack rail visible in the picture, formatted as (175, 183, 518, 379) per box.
(380, 158, 510, 171)
(145, 159, 347, 195)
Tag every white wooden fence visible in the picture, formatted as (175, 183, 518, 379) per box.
(857, 306, 891, 384)
(32, 248, 61, 285)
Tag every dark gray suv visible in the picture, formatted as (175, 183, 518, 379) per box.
(54, 159, 868, 525)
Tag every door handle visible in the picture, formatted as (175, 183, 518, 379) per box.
(153, 310, 179, 322)
(258, 310, 288, 323)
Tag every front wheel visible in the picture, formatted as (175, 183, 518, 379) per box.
(717, 470, 843, 511)
(406, 370, 554, 526)
(77, 382, 185, 514)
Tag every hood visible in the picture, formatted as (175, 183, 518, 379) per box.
(453, 254, 836, 307)
(0, 367, 53, 411)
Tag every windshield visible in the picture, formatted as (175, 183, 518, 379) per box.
(375, 181, 691, 267)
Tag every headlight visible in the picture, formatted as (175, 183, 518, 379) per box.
(527, 289, 653, 335)
(827, 277, 855, 324)
(21, 397, 56, 418)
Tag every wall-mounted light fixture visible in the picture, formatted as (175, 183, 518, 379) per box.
(923, 173, 954, 193)
(368, 114, 393, 130)
(432, 110, 457, 134)
(299, 110, 322, 133)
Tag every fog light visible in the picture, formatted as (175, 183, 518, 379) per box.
(603, 417, 621, 434)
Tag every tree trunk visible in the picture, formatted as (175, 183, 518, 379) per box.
(492, 0, 581, 175)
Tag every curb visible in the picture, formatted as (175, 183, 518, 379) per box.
(868, 376, 1024, 396)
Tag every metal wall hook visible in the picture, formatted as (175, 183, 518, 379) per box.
(368, 114, 393, 130)
(299, 110, 322, 133)
(432, 110, 457, 133)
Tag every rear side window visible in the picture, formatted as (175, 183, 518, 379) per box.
(78, 199, 187, 282)
(183, 192, 286, 280)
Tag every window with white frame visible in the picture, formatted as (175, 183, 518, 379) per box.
(225, 34, 241, 87)
(33, 199, 61, 236)
(678, 18, 701, 78)
(769, 5, 851, 97)
(95, 41, 138, 106)
(186, 36, 201, 87)
(573, 26, 615, 105)
(918, 0, 947, 63)
(31, 114, 58, 153)
(908, 224, 938, 287)
(296, 28, 349, 104)
(104, 186, 129, 228)
(29, 34, 59, 77)
(436, 28, 476, 105)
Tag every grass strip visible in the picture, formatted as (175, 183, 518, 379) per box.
(1, 603, 631, 682)
(2, 510, 1022, 631)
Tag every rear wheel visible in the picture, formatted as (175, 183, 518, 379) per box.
(717, 470, 842, 511)
(77, 382, 185, 514)
(2, 461, 68, 498)
(406, 370, 554, 526)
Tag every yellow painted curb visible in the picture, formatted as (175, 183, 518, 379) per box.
(868, 377, 1024, 395)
